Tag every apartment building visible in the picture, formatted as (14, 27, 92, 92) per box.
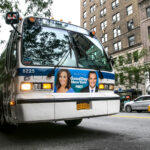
(139, 0, 150, 94)
(80, 0, 150, 94)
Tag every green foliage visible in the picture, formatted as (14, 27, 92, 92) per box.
(0, 0, 53, 17)
(0, 0, 53, 47)
(114, 48, 150, 89)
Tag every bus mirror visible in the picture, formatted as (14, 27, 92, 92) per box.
(6, 12, 19, 24)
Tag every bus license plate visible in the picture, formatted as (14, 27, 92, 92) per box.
(77, 102, 90, 110)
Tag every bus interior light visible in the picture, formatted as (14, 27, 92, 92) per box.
(20, 82, 32, 91)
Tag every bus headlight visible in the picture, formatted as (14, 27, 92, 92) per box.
(20, 82, 32, 91)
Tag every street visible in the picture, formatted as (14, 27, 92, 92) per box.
(0, 112, 150, 150)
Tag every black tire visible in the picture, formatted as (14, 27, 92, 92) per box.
(137, 110, 142, 113)
(65, 119, 82, 127)
(125, 105, 132, 112)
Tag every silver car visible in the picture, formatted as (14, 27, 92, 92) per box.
(124, 95, 150, 112)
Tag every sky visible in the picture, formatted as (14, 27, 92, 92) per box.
(0, 0, 80, 54)
(51, 0, 80, 26)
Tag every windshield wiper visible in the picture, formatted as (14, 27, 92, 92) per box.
(47, 44, 72, 77)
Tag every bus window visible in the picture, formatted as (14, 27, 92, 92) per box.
(22, 24, 77, 67)
(10, 38, 17, 69)
(70, 32, 112, 71)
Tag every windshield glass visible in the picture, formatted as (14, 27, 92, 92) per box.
(70, 32, 111, 71)
(22, 18, 112, 71)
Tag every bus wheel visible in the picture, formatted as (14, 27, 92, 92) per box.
(125, 105, 132, 113)
(64, 119, 82, 127)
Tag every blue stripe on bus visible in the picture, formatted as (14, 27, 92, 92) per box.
(17, 68, 115, 80)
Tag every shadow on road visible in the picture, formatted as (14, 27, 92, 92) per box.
(0, 121, 122, 144)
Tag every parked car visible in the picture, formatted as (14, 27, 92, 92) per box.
(124, 95, 150, 112)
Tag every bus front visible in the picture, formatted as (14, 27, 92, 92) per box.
(9, 15, 120, 126)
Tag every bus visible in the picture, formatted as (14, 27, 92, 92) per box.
(0, 12, 120, 129)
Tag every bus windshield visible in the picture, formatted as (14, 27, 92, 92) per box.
(22, 18, 112, 71)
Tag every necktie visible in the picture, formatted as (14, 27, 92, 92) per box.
(91, 89, 93, 93)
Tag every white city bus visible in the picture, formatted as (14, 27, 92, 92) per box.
(0, 12, 120, 129)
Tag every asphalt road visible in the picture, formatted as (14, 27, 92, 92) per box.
(0, 112, 150, 150)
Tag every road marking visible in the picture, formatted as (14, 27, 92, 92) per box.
(111, 115, 150, 119)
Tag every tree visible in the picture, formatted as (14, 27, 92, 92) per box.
(0, 0, 53, 46)
(0, 0, 53, 17)
(114, 48, 150, 89)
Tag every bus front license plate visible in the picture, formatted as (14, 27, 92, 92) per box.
(77, 102, 90, 110)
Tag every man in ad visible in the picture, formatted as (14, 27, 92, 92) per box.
(81, 71, 98, 93)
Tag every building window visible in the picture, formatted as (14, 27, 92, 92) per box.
(148, 26, 150, 40)
(90, 4, 96, 13)
(83, 1, 86, 7)
(133, 51, 138, 62)
(100, 8, 106, 17)
(127, 53, 132, 64)
(114, 41, 122, 51)
(101, 34, 108, 43)
(127, 19, 134, 31)
(90, 15, 96, 24)
(113, 27, 121, 38)
(91, 27, 96, 32)
(127, 5, 133, 16)
(112, 12, 120, 23)
(112, 0, 119, 10)
(100, 0, 106, 5)
(83, 11, 86, 18)
(101, 20, 107, 30)
(83, 22, 87, 28)
(128, 35, 135, 46)
(146, 7, 150, 18)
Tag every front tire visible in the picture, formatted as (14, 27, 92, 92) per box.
(65, 119, 82, 127)
(125, 105, 132, 112)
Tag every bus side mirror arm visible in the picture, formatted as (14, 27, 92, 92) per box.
(11, 24, 22, 36)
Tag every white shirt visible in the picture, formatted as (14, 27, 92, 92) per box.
(89, 86, 96, 93)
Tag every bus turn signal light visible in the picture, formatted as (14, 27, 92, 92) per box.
(10, 100, 16, 106)
(99, 84, 105, 90)
(42, 83, 53, 89)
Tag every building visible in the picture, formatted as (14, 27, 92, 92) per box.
(80, 0, 150, 95)
(138, 0, 150, 94)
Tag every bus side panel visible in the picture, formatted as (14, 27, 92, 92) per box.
(107, 100, 120, 114)
(16, 103, 55, 122)
(54, 101, 107, 120)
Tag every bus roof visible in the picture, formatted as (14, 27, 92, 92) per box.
(24, 16, 90, 35)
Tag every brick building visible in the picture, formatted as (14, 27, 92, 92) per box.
(80, 0, 150, 94)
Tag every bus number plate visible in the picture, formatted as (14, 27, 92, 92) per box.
(77, 102, 90, 110)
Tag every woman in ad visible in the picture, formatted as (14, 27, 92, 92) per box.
(55, 69, 75, 93)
